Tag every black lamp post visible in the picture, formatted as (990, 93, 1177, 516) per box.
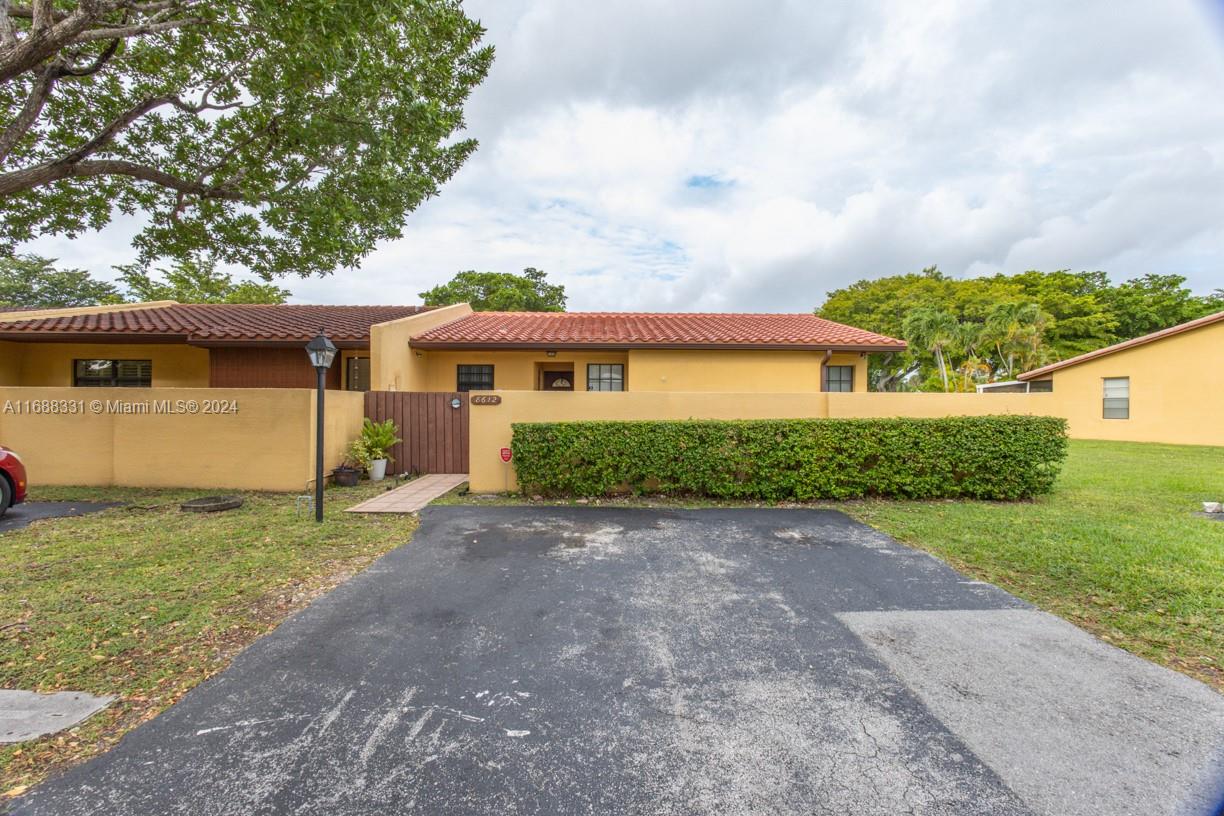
(305, 328, 338, 522)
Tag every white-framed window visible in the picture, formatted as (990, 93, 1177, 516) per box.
(1102, 377, 1129, 419)
(587, 363, 625, 391)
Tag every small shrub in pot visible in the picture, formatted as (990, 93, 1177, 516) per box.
(361, 418, 402, 482)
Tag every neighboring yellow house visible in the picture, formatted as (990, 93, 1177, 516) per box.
(1015, 309, 1224, 447)
(371, 307, 906, 394)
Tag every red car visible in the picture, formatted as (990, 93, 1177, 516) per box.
(0, 446, 27, 517)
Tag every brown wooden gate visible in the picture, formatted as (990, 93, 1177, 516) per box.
(364, 392, 469, 474)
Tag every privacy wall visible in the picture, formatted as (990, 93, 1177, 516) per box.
(0, 387, 363, 491)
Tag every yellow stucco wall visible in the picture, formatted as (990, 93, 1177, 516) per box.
(627, 349, 867, 392)
(1033, 319, 1224, 447)
(406, 348, 866, 393)
(370, 303, 473, 392)
(828, 392, 1047, 418)
(418, 349, 630, 391)
(2, 342, 210, 387)
(0, 387, 363, 491)
(317, 390, 366, 482)
(0, 341, 18, 386)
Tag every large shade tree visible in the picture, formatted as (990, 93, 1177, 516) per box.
(0, 0, 493, 278)
(420, 267, 567, 312)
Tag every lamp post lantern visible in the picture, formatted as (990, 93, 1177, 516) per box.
(305, 328, 338, 522)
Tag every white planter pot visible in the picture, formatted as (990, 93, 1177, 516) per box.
(369, 459, 388, 482)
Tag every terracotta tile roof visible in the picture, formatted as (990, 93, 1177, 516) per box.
(1017, 309, 1224, 380)
(411, 312, 906, 350)
(0, 303, 430, 346)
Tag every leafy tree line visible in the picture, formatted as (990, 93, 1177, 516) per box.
(1, 256, 565, 309)
(0, 252, 289, 307)
(817, 267, 1222, 391)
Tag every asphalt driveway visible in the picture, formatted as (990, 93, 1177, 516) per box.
(0, 501, 118, 533)
(12, 507, 1224, 816)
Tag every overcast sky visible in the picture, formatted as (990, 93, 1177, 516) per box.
(24, 0, 1224, 311)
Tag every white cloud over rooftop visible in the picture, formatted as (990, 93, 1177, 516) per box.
(25, 0, 1224, 310)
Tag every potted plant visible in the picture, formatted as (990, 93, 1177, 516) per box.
(333, 439, 370, 487)
(361, 418, 402, 482)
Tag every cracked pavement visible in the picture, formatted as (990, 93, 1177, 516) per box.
(11, 507, 1224, 815)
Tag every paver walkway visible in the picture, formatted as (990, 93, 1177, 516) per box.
(344, 473, 467, 514)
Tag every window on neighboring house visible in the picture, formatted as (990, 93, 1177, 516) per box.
(822, 364, 854, 392)
(73, 359, 152, 388)
(1103, 377, 1129, 419)
(587, 363, 625, 392)
(457, 364, 494, 392)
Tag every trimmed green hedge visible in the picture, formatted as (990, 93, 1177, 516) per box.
(511, 415, 1068, 501)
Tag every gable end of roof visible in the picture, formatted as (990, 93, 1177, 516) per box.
(1018, 309, 1224, 380)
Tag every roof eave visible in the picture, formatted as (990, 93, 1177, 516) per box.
(0, 331, 192, 344)
(1015, 369, 1055, 382)
(189, 338, 369, 349)
(0, 332, 370, 348)
(408, 340, 907, 352)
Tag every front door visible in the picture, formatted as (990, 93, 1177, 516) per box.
(542, 371, 574, 391)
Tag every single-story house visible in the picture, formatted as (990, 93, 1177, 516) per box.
(1012, 308, 1224, 447)
(1, 301, 907, 395)
(0, 303, 431, 391)
(373, 306, 907, 393)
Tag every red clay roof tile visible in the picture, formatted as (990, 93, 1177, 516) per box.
(411, 312, 906, 350)
(0, 304, 429, 345)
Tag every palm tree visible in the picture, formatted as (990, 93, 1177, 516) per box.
(983, 302, 1048, 379)
(903, 307, 961, 392)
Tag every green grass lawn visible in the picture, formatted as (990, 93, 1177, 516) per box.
(846, 439, 1224, 691)
(0, 480, 417, 798)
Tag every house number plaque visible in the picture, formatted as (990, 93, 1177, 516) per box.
(470, 395, 502, 406)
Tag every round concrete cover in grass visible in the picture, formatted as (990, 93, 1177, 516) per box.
(180, 496, 244, 513)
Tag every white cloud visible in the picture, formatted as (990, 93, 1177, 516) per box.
(23, 0, 1224, 308)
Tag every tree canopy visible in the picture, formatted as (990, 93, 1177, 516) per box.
(420, 267, 567, 311)
(817, 268, 1222, 391)
(0, 0, 493, 278)
(116, 256, 288, 303)
(0, 252, 119, 307)
(0, 253, 290, 307)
